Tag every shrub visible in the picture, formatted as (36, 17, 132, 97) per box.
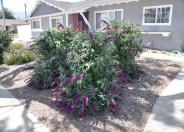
(0, 30, 12, 64)
(4, 43, 35, 65)
(28, 21, 142, 116)
(8, 43, 24, 51)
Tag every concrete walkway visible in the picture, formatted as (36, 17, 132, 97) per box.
(0, 85, 50, 132)
(144, 69, 184, 132)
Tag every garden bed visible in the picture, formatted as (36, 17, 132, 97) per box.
(1, 52, 183, 132)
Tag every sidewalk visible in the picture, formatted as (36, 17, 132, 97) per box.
(144, 69, 184, 132)
(0, 85, 49, 132)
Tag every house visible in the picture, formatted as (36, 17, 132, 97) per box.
(0, 19, 28, 33)
(29, 0, 184, 51)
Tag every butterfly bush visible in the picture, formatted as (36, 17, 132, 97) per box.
(27, 21, 142, 116)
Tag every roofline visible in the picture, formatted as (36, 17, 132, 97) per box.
(29, 0, 66, 18)
(40, 0, 66, 12)
(29, 0, 141, 18)
(28, 9, 87, 20)
(82, 0, 141, 11)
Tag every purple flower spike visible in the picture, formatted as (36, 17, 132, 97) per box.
(123, 86, 129, 90)
(80, 107, 85, 117)
(88, 32, 93, 41)
(82, 97, 85, 105)
(111, 89, 118, 95)
(92, 105, 97, 113)
(111, 99, 117, 108)
(69, 105, 76, 114)
(57, 23, 64, 30)
(80, 72, 86, 79)
(63, 78, 71, 86)
(70, 75, 78, 82)
(85, 97, 89, 106)
(100, 20, 110, 26)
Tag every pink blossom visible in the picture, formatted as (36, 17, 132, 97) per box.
(57, 23, 64, 29)
(100, 20, 110, 26)
(80, 107, 85, 117)
(85, 97, 89, 106)
(80, 72, 86, 79)
(123, 86, 129, 90)
(88, 32, 93, 40)
(111, 99, 117, 108)
(92, 105, 97, 113)
(111, 89, 118, 95)
(70, 75, 78, 82)
(82, 97, 85, 105)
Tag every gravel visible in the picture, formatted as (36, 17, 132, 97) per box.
(0, 51, 184, 132)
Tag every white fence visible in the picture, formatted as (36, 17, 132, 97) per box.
(17, 25, 32, 41)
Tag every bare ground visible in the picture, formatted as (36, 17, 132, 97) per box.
(0, 51, 184, 132)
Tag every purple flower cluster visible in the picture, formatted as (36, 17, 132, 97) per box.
(62, 72, 86, 87)
(80, 96, 90, 117)
(111, 99, 119, 115)
(108, 82, 118, 95)
(88, 32, 93, 41)
(50, 72, 91, 116)
(100, 20, 110, 27)
(116, 70, 128, 84)
(57, 23, 64, 30)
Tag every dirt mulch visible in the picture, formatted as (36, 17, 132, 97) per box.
(0, 53, 184, 132)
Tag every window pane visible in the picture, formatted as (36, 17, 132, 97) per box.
(101, 12, 109, 21)
(115, 11, 122, 21)
(32, 20, 40, 29)
(51, 19, 57, 28)
(36, 21, 40, 28)
(96, 13, 101, 29)
(109, 12, 115, 21)
(33, 21, 36, 29)
(157, 7, 170, 23)
(144, 8, 156, 23)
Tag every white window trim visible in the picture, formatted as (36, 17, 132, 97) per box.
(49, 16, 64, 29)
(31, 18, 42, 31)
(94, 9, 124, 30)
(142, 4, 173, 26)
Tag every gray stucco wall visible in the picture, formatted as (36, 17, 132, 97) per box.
(88, 0, 184, 51)
(32, 31, 42, 38)
(31, 2, 61, 17)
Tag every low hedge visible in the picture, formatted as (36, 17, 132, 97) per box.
(0, 30, 12, 64)
(4, 43, 36, 65)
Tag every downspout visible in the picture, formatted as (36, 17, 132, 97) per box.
(79, 12, 91, 30)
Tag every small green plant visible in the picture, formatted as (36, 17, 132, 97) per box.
(4, 43, 35, 65)
(8, 43, 24, 51)
(0, 30, 12, 64)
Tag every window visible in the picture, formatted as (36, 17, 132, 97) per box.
(31, 19, 40, 29)
(95, 9, 123, 29)
(50, 16, 63, 29)
(143, 5, 173, 25)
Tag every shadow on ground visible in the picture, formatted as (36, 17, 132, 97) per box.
(0, 58, 183, 132)
(0, 66, 9, 74)
(154, 92, 184, 129)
